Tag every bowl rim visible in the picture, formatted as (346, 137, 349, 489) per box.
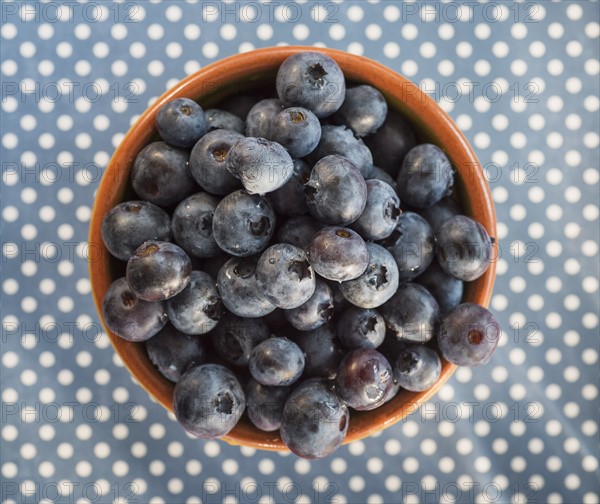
(89, 45, 497, 451)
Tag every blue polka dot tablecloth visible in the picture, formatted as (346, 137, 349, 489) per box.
(1, 1, 599, 503)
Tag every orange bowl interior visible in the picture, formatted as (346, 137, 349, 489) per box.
(89, 46, 497, 451)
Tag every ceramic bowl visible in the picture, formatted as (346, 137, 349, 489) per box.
(89, 46, 497, 451)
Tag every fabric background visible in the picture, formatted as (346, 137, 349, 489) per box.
(1, 1, 599, 503)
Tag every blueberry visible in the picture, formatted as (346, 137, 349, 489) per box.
(337, 307, 386, 350)
(284, 279, 334, 331)
(270, 107, 321, 158)
(212, 190, 275, 257)
(364, 108, 416, 177)
(245, 98, 284, 138)
(335, 348, 393, 411)
(308, 227, 369, 282)
(255, 243, 316, 309)
(438, 303, 500, 367)
(173, 364, 245, 439)
(156, 98, 207, 149)
(102, 277, 167, 341)
(277, 215, 323, 250)
(249, 337, 305, 386)
(367, 165, 398, 193)
(217, 256, 276, 318)
(276, 52, 346, 119)
(416, 260, 464, 316)
(146, 324, 206, 382)
(435, 215, 493, 282)
(292, 324, 344, 379)
(419, 196, 462, 233)
(304, 155, 367, 225)
(205, 108, 245, 134)
(220, 88, 275, 121)
(394, 345, 442, 392)
(166, 271, 223, 335)
(211, 313, 270, 367)
(245, 379, 291, 432)
(331, 85, 388, 137)
(101, 201, 171, 261)
(397, 144, 454, 208)
(280, 378, 349, 459)
(307, 125, 373, 178)
(351, 179, 400, 240)
(381, 283, 440, 343)
(126, 241, 192, 301)
(268, 159, 311, 217)
(131, 141, 197, 207)
(339, 243, 399, 309)
(172, 192, 221, 258)
(380, 211, 434, 281)
(189, 129, 244, 195)
(226, 137, 294, 195)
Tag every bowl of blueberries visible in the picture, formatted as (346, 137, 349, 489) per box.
(89, 46, 499, 459)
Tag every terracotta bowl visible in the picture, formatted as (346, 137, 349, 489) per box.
(89, 46, 497, 451)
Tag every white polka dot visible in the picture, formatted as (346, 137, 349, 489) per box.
(74, 23, 90, 40)
(204, 440, 221, 457)
(415, 438, 436, 457)
(202, 42, 219, 59)
(346, 42, 364, 56)
(419, 41, 436, 59)
(147, 23, 164, 40)
(565, 474, 581, 490)
(288, 24, 309, 41)
(341, 4, 362, 22)
(382, 439, 401, 457)
(509, 204, 526, 222)
(471, 60, 490, 79)
(510, 132, 527, 149)
(113, 460, 129, 477)
(258, 458, 275, 475)
(456, 41, 473, 58)
(399, 23, 417, 40)
(219, 24, 237, 41)
(565, 41, 583, 60)
(547, 95, 564, 112)
(584, 131, 600, 149)
(547, 131, 564, 148)
(526, 41, 545, 59)
(582, 455, 599, 472)
(584, 94, 600, 112)
(546, 204, 563, 221)
(402, 457, 419, 474)
(583, 276, 599, 294)
(401, 60, 418, 78)
(165, 4, 182, 22)
(583, 312, 599, 329)
(585, 22, 600, 38)
(547, 58, 564, 76)
(547, 22, 564, 39)
(567, 3, 583, 20)
(382, 41, 401, 59)
(583, 204, 599, 221)
(474, 23, 492, 40)
(566, 77, 583, 94)
(528, 185, 545, 203)
(329, 24, 345, 41)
